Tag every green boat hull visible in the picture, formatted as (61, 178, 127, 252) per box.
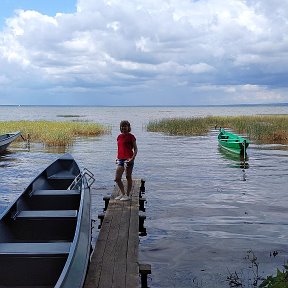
(218, 128, 249, 155)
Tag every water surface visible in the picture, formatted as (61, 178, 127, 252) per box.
(0, 105, 288, 287)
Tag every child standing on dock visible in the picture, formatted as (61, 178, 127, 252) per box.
(115, 120, 138, 201)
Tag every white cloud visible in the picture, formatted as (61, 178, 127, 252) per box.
(1, 0, 288, 105)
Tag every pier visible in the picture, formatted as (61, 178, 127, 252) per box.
(84, 179, 151, 288)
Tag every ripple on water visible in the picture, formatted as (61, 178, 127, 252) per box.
(1, 106, 288, 288)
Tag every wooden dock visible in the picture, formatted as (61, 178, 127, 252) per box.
(84, 179, 150, 288)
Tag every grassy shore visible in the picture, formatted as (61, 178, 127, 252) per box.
(0, 120, 110, 146)
(147, 115, 288, 144)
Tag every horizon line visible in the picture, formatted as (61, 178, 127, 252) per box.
(1, 102, 288, 107)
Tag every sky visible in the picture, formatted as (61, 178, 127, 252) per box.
(0, 0, 288, 106)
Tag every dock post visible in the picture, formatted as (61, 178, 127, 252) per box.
(139, 179, 146, 212)
(103, 195, 110, 211)
(97, 213, 105, 229)
(140, 179, 145, 197)
(139, 213, 147, 236)
(139, 197, 146, 212)
(139, 263, 151, 288)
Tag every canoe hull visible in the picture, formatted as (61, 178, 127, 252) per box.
(218, 128, 249, 155)
(0, 131, 21, 152)
(0, 153, 92, 287)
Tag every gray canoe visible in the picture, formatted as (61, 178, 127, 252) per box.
(0, 153, 94, 287)
(0, 131, 21, 152)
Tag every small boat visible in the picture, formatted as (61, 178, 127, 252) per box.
(218, 128, 250, 155)
(0, 153, 94, 287)
(0, 131, 21, 153)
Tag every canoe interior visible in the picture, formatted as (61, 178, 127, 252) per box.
(0, 154, 91, 287)
(0, 255, 68, 287)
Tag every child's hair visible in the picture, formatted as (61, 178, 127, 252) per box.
(120, 120, 131, 132)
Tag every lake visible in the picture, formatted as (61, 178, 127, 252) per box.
(0, 105, 288, 287)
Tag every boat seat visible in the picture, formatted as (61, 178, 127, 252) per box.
(16, 210, 78, 219)
(47, 171, 76, 180)
(28, 191, 80, 210)
(33, 189, 80, 196)
(0, 242, 71, 255)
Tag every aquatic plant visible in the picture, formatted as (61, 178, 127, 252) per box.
(226, 250, 288, 288)
(146, 117, 211, 136)
(0, 120, 110, 146)
(146, 115, 288, 144)
(259, 264, 288, 287)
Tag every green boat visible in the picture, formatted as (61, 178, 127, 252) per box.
(218, 128, 250, 155)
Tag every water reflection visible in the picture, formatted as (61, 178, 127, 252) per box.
(44, 145, 69, 154)
(0, 151, 17, 168)
(16, 142, 69, 154)
(218, 147, 249, 169)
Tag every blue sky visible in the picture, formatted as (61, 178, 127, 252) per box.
(1, 0, 288, 106)
(0, 0, 76, 26)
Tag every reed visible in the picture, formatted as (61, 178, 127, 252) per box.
(146, 118, 211, 136)
(147, 115, 288, 144)
(0, 120, 110, 146)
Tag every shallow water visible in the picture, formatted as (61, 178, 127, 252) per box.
(0, 105, 288, 287)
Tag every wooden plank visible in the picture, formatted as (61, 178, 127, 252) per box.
(111, 201, 130, 288)
(87, 201, 119, 287)
(98, 203, 124, 288)
(84, 179, 142, 288)
(126, 180, 140, 288)
(85, 210, 113, 286)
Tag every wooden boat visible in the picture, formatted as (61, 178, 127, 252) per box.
(0, 153, 94, 287)
(0, 131, 21, 152)
(218, 128, 250, 155)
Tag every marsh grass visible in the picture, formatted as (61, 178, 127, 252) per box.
(146, 118, 211, 136)
(147, 115, 288, 144)
(0, 120, 110, 146)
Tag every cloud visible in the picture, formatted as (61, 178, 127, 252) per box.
(1, 0, 288, 105)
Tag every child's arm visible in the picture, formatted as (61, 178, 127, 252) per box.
(130, 140, 138, 161)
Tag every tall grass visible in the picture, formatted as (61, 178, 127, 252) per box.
(0, 121, 110, 146)
(146, 118, 211, 136)
(147, 115, 288, 144)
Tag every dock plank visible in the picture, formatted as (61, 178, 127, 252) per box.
(126, 182, 140, 288)
(85, 179, 142, 288)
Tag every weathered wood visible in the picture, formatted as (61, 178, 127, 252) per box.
(84, 179, 144, 288)
(126, 182, 140, 288)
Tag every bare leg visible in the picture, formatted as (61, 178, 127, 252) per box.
(115, 165, 125, 195)
(126, 165, 133, 196)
